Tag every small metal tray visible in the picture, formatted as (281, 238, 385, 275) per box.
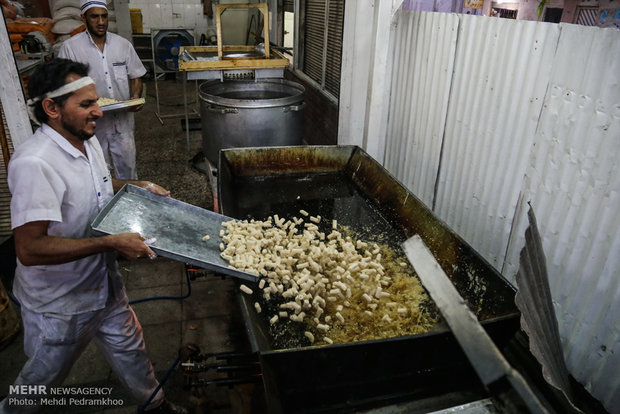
(91, 184, 258, 282)
(99, 98, 145, 112)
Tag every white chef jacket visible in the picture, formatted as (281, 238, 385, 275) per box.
(8, 124, 123, 315)
(58, 30, 146, 136)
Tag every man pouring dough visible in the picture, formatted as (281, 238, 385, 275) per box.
(59, 0, 146, 180)
(0, 58, 185, 414)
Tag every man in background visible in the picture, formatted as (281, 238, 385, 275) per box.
(59, 0, 145, 180)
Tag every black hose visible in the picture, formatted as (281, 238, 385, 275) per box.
(129, 265, 192, 304)
(7, 289, 20, 307)
(136, 356, 181, 414)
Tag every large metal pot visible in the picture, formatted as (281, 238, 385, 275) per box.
(199, 79, 305, 164)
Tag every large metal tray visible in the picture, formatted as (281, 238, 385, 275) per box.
(91, 184, 258, 282)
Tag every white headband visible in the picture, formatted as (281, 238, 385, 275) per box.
(27, 76, 95, 106)
(27, 76, 95, 124)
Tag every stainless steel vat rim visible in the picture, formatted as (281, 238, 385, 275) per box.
(199, 79, 305, 108)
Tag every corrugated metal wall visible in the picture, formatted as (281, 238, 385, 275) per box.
(384, 12, 459, 208)
(504, 23, 620, 409)
(381, 11, 619, 411)
(437, 16, 560, 269)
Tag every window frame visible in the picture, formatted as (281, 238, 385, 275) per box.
(287, 0, 344, 105)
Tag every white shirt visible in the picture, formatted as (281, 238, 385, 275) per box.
(58, 31, 146, 135)
(8, 124, 123, 314)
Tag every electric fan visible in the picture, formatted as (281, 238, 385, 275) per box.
(152, 29, 194, 72)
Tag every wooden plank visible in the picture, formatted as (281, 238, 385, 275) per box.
(215, 3, 223, 61)
(261, 2, 270, 59)
(179, 58, 289, 71)
(215, 3, 264, 9)
(215, 3, 270, 60)
(178, 47, 289, 71)
(0, 13, 32, 147)
(183, 45, 256, 53)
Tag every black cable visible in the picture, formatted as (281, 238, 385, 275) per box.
(136, 356, 181, 414)
(246, 14, 256, 46)
(132, 265, 199, 411)
(7, 289, 20, 307)
(129, 265, 192, 304)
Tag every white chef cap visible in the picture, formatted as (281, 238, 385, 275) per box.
(80, 0, 108, 14)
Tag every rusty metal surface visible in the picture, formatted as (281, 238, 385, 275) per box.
(218, 145, 353, 179)
(345, 149, 517, 319)
(217, 145, 521, 414)
(218, 145, 519, 340)
(220, 145, 517, 321)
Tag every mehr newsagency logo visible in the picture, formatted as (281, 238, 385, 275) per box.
(6, 385, 124, 408)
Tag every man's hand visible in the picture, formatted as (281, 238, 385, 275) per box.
(141, 181, 171, 197)
(127, 102, 144, 112)
(107, 233, 157, 260)
(112, 179, 171, 197)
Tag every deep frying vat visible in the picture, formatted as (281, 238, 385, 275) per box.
(217, 145, 520, 413)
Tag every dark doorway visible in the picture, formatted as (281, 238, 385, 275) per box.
(544, 7, 564, 23)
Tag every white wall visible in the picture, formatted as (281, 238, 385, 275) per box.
(338, 0, 404, 159)
(128, 0, 215, 40)
(128, 0, 264, 46)
(339, 8, 620, 412)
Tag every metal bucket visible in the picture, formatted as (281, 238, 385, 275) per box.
(199, 79, 305, 165)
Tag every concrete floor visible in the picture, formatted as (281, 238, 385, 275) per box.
(0, 77, 264, 414)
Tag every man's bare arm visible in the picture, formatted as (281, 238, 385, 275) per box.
(13, 221, 156, 266)
(129, 77, 143, 99)
(128, 77, 143, 112)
